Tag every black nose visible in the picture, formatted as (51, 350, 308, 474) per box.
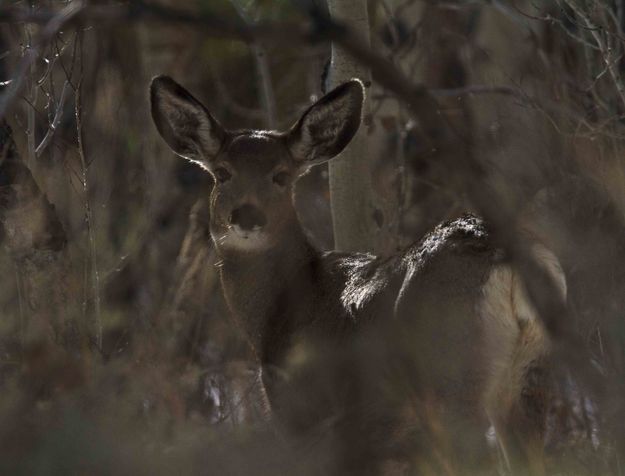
(229, 204, 267, 231)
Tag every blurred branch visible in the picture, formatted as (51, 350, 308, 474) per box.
(430, 84, 523, 98)
(207, 64, 266, 121)
(230, 0, 277, 129)
(0, 1, 279, 42)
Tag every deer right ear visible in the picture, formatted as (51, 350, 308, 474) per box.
(286, 79, 364, 168)
(150, 75, 225, 169)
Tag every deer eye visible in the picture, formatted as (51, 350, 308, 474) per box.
(213, 167, 232, 183)
(272, 171, 290, 187)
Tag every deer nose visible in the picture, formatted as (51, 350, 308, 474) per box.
(229, 204, 267, 232)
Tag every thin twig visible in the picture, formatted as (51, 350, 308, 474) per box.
(26, 64, 37, 168)
(75, 60, 102, 351)
(35, 79, 69, 157)
(37, 35, 72, 86)
(563, 0, 625, 110)
(14, 265, 25, 356)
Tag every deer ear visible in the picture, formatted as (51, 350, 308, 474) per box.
(286, 79, 364, 167)
(150, 75, 225, 168)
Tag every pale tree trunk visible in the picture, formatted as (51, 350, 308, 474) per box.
(327, 0, 379, 253)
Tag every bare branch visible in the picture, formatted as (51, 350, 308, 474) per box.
(35, 79, 70, 158)
(0, 2, 83, 120)
(75, 56, 102, 351)
(563, 0, 625, 111)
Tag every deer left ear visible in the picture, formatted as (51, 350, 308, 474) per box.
(286, 79, 364, 168)
(150, 75, 225, 169)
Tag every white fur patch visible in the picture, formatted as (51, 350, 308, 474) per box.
(213, 228, 271, 252)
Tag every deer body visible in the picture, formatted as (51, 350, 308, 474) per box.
(151, 77, 565, 473)
(219, 210, 492, 372)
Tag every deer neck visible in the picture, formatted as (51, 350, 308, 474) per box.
(218, 216, 319, 364)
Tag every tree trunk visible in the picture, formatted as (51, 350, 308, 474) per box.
(0, 119, 77, 350)
(327, 0, 379, 253)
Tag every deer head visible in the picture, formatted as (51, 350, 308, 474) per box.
(150, 76, 364, 254)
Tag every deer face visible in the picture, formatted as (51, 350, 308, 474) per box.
(150, 76, 364, 253)
(204, 131, 298, 252)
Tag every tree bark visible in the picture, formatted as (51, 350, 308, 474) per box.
(327, 0, 379, 253)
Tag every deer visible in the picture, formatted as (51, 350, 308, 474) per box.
(150, 75, 566, 474)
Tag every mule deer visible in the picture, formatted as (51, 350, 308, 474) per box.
(150, 76, 566, 474)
